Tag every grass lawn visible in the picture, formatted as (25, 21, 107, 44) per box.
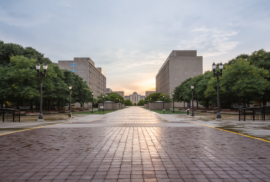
(145, 108, 186, 114)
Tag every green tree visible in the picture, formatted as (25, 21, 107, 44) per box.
(42, 64, 69, 109)
(193, 71, 214, 108)
(108, 93, 124, 103)
(249, 49, 270, 104)
(137, 100, 145, 106)
(124, 99, 133, 106)
(0, 56, 56, 108)
(157, 93, 171, 102)
(174, 78, 192, 103)
(0, 41, 52, 67)
(205, 59, 269, 106)
(145, 93, 161, 102)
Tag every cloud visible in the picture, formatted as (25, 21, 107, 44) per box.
(178, 27, 239, 57)
(109, 49, 167, 70)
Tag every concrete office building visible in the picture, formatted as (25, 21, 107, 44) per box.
(113, 91, 124, 97)
(125, 92, 145, 105)
(58, 57, 106, 98)
(106, 88, 112, 95)
(145, 91, 156, 97)
(156, 50, 203, 107)
(106, 88, 124, 97)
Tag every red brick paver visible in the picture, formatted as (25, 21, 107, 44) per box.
(0, 107, 270, 182)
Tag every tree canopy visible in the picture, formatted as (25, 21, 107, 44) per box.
(124, 99, 133, 106)
(0, 41, 94, 109)
(97, 93, 124, 103)
(145, 93, 171, 103)
(0, 41, 52, 67)
(137, 100, 145, 106)
(174, 49, 270, 108)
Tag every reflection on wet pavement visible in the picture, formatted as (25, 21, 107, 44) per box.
(0, 106, 270, 181)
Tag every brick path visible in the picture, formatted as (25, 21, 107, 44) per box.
(0, 107, 270, 182)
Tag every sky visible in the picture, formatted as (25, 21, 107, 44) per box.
(1, 0, 270, 95)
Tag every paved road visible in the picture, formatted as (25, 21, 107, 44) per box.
(0, 107, 270, 182)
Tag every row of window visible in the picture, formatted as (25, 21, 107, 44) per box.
(70, 69, 77, 73)
(70, 63, 77, 67)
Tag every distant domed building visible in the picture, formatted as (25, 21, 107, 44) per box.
(124, 92, 145, 105)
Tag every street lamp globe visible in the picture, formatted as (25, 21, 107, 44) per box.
(92, 93, 94, 96)
(43, 63, 48, 71)
(36, 63, 40, 70)
(219, 62, 223, 70)
(212, 62, 216, 71)
(191, 85, 194, 90)
(69, 85, 72, 90)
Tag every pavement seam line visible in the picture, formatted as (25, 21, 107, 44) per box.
(157, 115, 270, 143)
(0, 123, 62, 137)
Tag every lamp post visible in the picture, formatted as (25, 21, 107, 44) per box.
(163, 95, 165, 113)
(172, 93, 175, 113)
(36, 63, 48, 122)
(92, 93, 94, 113)
(119, 100, 122, 109)
(212, 62, 223, 120)
(116, 98, 118, 109)
(103, 96, 105, 113)
(68, 85, 72, 118)
(191, 85, 194, 116)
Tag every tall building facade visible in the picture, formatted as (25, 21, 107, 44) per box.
(106, 88, 124, 97)
(112, 91, 124, 97)
(145, 91, 156, 97)
(156, 50, 203, 96)
(125, 92, 145, 105)
(58, 57, 106, 98)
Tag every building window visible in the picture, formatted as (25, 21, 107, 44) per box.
(70, 69, 77, 73)
(70, 63, 77, 67)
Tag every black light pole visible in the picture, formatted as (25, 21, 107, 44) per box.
(92, 93, 94, 113)
(212, 62, 223, 120)
(103, 96, 105, 113)
(163, 95, 165, 114)
(172, 92, 175, 113)
(191, 85, 194, 116)
(68, 85, 72, 118)
(36, 63, 48, 122)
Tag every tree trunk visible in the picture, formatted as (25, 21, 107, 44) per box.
(0, 100, 3, 108)
(48, 100, 50, 111)
(196, 101, 198, 109)
(31, 100, 33, 113)
(262, 98, 266, 106)
(36, 100, 38, 111)
(184, 101, 185, 109)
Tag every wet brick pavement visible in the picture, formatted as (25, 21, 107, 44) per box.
(0, 107, 270, 182)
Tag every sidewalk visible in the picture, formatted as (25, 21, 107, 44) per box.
(155, 112, 270, 141)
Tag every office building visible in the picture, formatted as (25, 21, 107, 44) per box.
(125, 92, 145, 105)
(106, 88, 124, 97)
(58, 57, 106, 98)
(156, 50, 203, 107)
(145, 91, 156, 97)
